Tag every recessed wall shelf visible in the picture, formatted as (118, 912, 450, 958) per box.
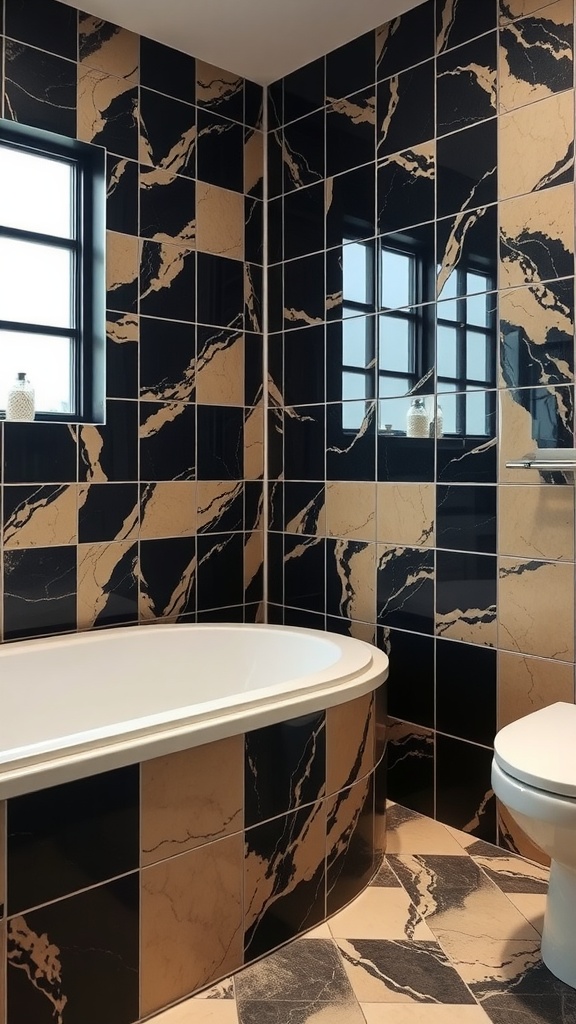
(505, 450, 576, 474)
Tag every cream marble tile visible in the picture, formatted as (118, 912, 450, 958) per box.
(327, 692, 375, 795)
(387, 812, 465, 856)
(328, 887, 434, 941)
(361, 1005, 491, 1023)
(498, 556, 574, 662)
(498, 485, 574, 562)
(304, 922, 333, 938)
(436, 932, 541, 988)
(506, 893, 547, 934)
(151, 1001, 239, 1024)
(326, 482, 376, 541)
(498, 650, 574, 729)
(377, 484, 435, 548)
(498, 91, 574, 201)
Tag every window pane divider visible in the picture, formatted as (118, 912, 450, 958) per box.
(0, 319, 78, 339)
(0, 225, 77, 250)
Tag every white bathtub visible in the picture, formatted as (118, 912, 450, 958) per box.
(0, 623, 388, 799)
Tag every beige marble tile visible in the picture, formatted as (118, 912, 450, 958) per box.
(498, 556, 574, 661)
(105, 230, 139, 307)
(151, 1001, 239, 1024)
(244, 530, 263, 599)
(3, 485, 76, 548)
(141, 735, 244, 865)
(196, 183, 244, 261)
(386, 809, 465, 856)
(305, 922, 333, 939)
(196, 61, 242, 110)
(197, 482, 243, 533)
(328, 887, 434, 941)
(499, 184, 574, 292)
(498, 650, 574, 728)
(362, 1007, 491, 1023)
(196, 330, 244, 406)
(79, 14, 139, 80)
(78, 68, 136, 146)
(499, 281, 574, 390)
(244, 129, 264, 196)
(500, 0, 561, 21)
(377, 484, 435, 547)
(244, 404, 263, 480)
(497, 802, 550, 866)
(435, 933, 541, 988)
(506, 893, 546, 934)
(326, 482, 376, 541)
(498, 485, 574, 561)
(499, 0, 573, 112)
(498, 91, 574, 200)
(327, 540, 376, 623)
(285, 485, 325, 536)
(327, 693, 375, 796)
(141, 834, 244, 1016)
(140, 482, 197, 539)
(77, 541, 137, 630)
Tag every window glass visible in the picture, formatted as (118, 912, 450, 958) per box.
(342, 398, 367, 430)
(342, 317, 369, 367)
(379, 314, 412, 373)
(0, 147, 72, 238)
(438, 389, 457, 434)
(0, 237, 72, 329)
(0, 331, 72, 412)
(437, 325, 458, 379)
(467, 290, 490, 328)
(343, 241, 369, 304)
(466, 330, 489, 382)
(381, 249, 412, 309)
(467, 390, 489, 435)
(378, 375, 412, 399)
(342, 371, 368, 402)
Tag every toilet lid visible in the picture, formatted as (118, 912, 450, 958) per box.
(494, 702, 576, 798)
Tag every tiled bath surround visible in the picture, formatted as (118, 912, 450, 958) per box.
(0, 0, 265, 633)
(0, 691, 384, 1024)
(267, 0, 576, 855)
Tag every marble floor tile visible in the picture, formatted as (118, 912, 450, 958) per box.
(480, 992, 576, 1024)
(361, 1006, 492, 1022)
(386, 804, 465, 855)
(152, 1002, 240, 1023)
(195, 980, 235, 999)
(371, 858, 403, 887)
(505, 894, 546, 935)
(328, 887, 434, 941)
(336, 937, 476, 1004)
(472, 853, 548, 894)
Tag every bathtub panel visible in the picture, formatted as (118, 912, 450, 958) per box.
(326, 774, 375, 915)
(244, 712, 326, 827)
(141, 735, 244, 865)
(6, 873, 139, 1024)
(140, 832, 244, 1016)
(326, 692, 375, 796)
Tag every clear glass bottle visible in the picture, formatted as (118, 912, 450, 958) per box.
(429, 402, 444, 439)
(406, 397, 428, 438)
(6, 372, 35, 422)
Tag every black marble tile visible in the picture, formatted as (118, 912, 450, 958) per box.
(4, 423, 76, 484)
(79, 401, 138, 482)
(196, 405, 244, 480)
(245, 198, 264, 264)
(139, 166, 195, 246)
(268, 196, 283, 265)
(283, 109, 325, 192)
(245, 121, 263, 199)
(246, 263, 263, 334)
(267, 407, 283, 482)
(197, 62, 243, 122)
(197, 605, 243, 623)
(337, 936, 477, 1002)
(106, 157, 138, 235)
(245, 331, 264, 407)
(267, 79, 283, 130)
(326, 30, 376, 100)
(139, 401, 195, 481)
(326, 87, 376, 177)
(437, 393, 497, 483)
(377, 546, 434, 634)
(379, 626, 434, 729)
(284, 326, 325, 406)
(436, 484, 497, 553)
(268, 263, 284, 334)
(197, 109, 244, 193)
(283, 252, 325, 330)
(4, 545, 76, 639)
(283, 183, 324, 260)
(377, 0, 435, 80)
(85, 541, 138, 629)
(236, 938, 355, 1013)
(378, 146, 435, 234)
(283, 482, 325, 534)
(283, 607, 326, 630)
(243, 803, 326, 961)
(501, 278, 574, 392)
(437, 203, 498, 300)
(436, 638, 497, 745)
(197, 252, 244, 330)
(508, 383, 574, 455)
(500, 11, 573, 105)
(4, 41, 76, 137)
(79, 483, 138, 543)
(284, 57, 325, 124)
(436, 550, 497, 643)
(437, 0, 498, 53)
(284, 404, 325, 480)
(245, 78, 264, 129)
(378, 432, 435, 483)
(326, 538, 374, 623)
(327, 777, 374, 913)
(437, 31, 497, 135)
(140, 86, 195, 176)
(81, 74, 138, 162)
(140, 36, 195, 103)
(284, 535, 325, 614)
(245, 712, 325, 826)
(139, 241, 195, 322)
(140, 536, 196, 617)
(500, 205, 574, 289)
(326, 401, 376, 481)
(5, 0, 77, 59)
(7, 766, 139, 913)
(327, 317, 376, 404)
(386, 720, 435, 817)
(197, 480, 244, 534)
(267, 128, 284, 199)
(140, 316, 195, 402)
(481, 994, 576, 1024)
(197, 531, 244, 611)
(6, 875, 139, 1024)
(327, 163, 376, 248)
(436, 733, 497, 841)
(437, 119, 497, 220)
(378, 59, 435, 158)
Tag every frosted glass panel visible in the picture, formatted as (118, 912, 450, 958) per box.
(0, 147, 72, 238)
(0, 332, 72, 412)
(0, 238, 72, 328)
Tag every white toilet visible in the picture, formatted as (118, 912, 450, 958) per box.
(492, 701, 576, 988)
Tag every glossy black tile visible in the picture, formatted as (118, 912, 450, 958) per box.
(507, 384, 574, 451)
(245, 711, 325, 826)
(283, 109, 325, 191)
(437, 393, 497, 483)
(437, 0, 498, 53)
(437, 203, 498, 300)
(436, 550, 497, 646)
(245, 198, 264, 264)
(197, 252, 244, 330)
(140, 536, 196, 617)
(283, 252, 325, 330)
(283, 481, 324, 534)
(78, 483, 138, 543)
(378, 432, 435, 483)
(436, 638, 497, 745)
(377, 546, 434, 634)
(268, 196, 283, 265)
(326, 539, 375, 623)
(245, 331, 264, 407)
(267, 128, 284, 199)
(436, 733, 497, 841)
(501, 278, 574, 391)
(386, 720, 435, 817)
(245, 480, 263, 532)
(327, 777, 374, 914)
(379, 626, 434, 729)
(139, 166, 196, 245)
(2, 484, 75, 549)
(267, 79, 283, 130)
(4, 423, 76, 484)
(378, 145, 435, 234)
(80, 72, 138, 161)
(4, 41, 76, 137)
(245, 78, 264, 129)
(500, 9, 573, 110)
(245, 125, 264, 199)
(140, 36, 195, 103)
(284, 326, 325, 406)
(197, 109, 244, 193)
(326, 30, 376, 100)
(246, 263, 263, 334)
(80, 540, 138, 629)
(267, 406, 283, 481)
(197, 531, 244, 611)
(326, 402, 376, 481)
(4, 546, 76, 640)
(436, 484, 497, 553)
(377, 0, 435, 80)
(284, 404, 325, 480)
(327, 317, 376, 404)
(79, 401, 138, 482)
(197, 481, 244, 535)
(106, 157, 138, 235)
(326, 87, 376, 177)
(283, 607, 326, 630)
(283, 183, 324, 260)
(139, 86, 195, 176)
(197, 61, 244, 122)
(140, 316, 195, 403)
(283, 57, 325, 124)
(437, 31, 497, 136)
(268, 263, 284, 334)
(437, 119, 497, 219)
(284, 535, 325, 613)
(139, 401, 195, 481)
(196, 405, 244, 480)
(6, 874, 139, 1024)
(327, 163, 376, 248)
(5, 0, 77, 59)
(139, 241, 196, 322)
(377, 60, 435, 158)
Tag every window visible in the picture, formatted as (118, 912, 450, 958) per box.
(0, 118, 105, 421)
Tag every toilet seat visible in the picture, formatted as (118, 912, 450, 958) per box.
(494, 702, 576, 799)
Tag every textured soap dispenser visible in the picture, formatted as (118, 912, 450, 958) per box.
(6, 372, 35, 421)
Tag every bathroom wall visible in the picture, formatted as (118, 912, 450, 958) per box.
(0, 0, 264, 637)
(267, 0, 576, 856)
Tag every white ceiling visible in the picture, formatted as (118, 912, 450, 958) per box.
(61, 0, 424, 85)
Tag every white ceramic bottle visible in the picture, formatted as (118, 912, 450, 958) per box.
(6, 372, 35, 421)
(406, 397, 428, 437)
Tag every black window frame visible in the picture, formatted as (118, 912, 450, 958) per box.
(0, 117, 106, 423)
